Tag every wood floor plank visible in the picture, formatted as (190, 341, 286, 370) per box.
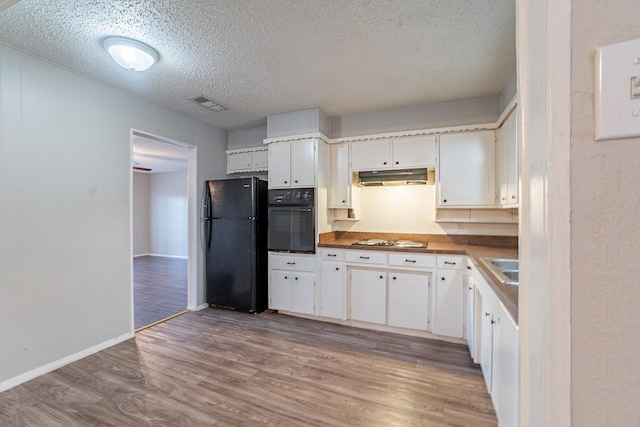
(0, 308, 497, 426)
(134, 255, 187, 330)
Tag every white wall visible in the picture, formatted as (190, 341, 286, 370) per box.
(149, 170, 188, 258)
(132, 172, 150, 256)
(227, 126, 267, 150)
(330, 95, 501, 138)
(0, 44, 228, 390)
(570, 2, 640, 425)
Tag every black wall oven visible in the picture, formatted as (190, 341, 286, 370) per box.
(268, 188, 315, 254)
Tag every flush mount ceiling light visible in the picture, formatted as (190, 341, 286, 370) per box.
(103, 36, 159, 71)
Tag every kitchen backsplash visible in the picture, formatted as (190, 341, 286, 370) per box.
(333, 185, 518, 236)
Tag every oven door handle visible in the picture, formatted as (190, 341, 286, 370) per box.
(268, 207, 313, 212)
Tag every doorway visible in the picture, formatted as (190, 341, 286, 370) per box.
(130, 130, 197, 331)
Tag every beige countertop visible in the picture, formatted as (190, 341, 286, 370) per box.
(318, 233, 519, 321)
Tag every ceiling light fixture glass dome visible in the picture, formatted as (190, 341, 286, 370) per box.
(103, 36, 159, 71)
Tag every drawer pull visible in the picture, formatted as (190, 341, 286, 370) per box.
(287, 262, 296, 265)
(405, 259, 416, 263)
(379, 275, 384, 279)
(327, 254, 337, 257)
(360, 256, 370, 260)
(444, 261, 457, 265)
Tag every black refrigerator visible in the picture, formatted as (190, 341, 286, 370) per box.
(204, 177, 268, 313)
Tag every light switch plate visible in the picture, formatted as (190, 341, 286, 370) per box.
(595, 38, 640, 141)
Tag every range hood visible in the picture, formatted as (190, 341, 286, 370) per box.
(358, 168, 435, 186)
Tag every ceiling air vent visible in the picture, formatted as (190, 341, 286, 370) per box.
(189, 95, 225, 111)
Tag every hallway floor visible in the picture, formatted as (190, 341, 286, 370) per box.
(134, 256, 187, 330)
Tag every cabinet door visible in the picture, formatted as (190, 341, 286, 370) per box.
(329, 143, 350, 208)
(438, 131, 496, 207)
(320, 261, 346, 319)
(492, 303, 519, 427)
(479, 293, 494, 393)
(392, 135, 437, 168)
(290, 139, 316, 187)
(388, 272, 430, 330)
(227, 152, 252, 173)
(291, 271, 315, 315)
(269, 143, 291, 188)
(252, 149, 269, 171)
(466, 269, 476, 360)
(506, 111, 519, 205)
(350, 140, 391, 171)
(434, 269, 465, 338)
(349, 268, 387, 324)
(270, 270, 292, 311)
(497, 124, 510, 206)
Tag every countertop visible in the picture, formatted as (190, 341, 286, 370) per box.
(318, 234, 519, 321)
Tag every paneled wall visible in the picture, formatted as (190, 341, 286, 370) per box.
(0, 44, 227, 390)
(133, 172, 150, 255)
(149, 170, 188, 258)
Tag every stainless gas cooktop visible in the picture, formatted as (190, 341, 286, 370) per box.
(352, 239, 425, 248)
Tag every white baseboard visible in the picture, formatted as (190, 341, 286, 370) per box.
(133, 253, 149, 258)
(189, 303, 209, 311)
(0, 331, 135, 393)
(146, 253, 188, 259)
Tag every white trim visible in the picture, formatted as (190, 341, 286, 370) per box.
(496, 95, 519, 128)
(132, 253, 149, 258)
(332, 122, 499, 144)
(191, 303, 210, 311)
(263, 132, 331, 145)
(0, 332, 135, 393)
(226, 146, 267, 155)
(145, 253, 188, 259)
(186, 145, 198, 310)
(130, 129, 198, 325)
(262, 122, 509, 147)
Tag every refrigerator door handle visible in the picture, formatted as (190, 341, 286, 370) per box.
(205, 218, 212, 251)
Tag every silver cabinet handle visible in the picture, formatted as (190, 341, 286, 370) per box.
(444, 261, 456, 265)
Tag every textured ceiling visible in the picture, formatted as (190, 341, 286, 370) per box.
(0, 0, 516, 132)
(132, 134, 189, 174)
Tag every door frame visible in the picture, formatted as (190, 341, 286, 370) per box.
(129, 129, 199, 330)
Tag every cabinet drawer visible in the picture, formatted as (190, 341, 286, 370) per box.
(270, 253, 316, 271)
(388, 253, 436, 269)
(345, 250, 386, 265)
(321, 249, 344, 261)
(437, 255, 466, 269)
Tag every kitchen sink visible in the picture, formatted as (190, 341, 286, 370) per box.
(480, 257, 520, 286)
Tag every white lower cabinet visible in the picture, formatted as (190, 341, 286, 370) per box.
(388, 272, 430, 330)
(349, 268, 387, 324)
(269, 253, 315, 315)
(434, 255, 465, 339)
(471, 258, 520, 427)
(319, 249, 346, 319)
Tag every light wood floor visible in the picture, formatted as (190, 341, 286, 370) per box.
(0, 309, 497, 426)
(134, 255, 187, 330)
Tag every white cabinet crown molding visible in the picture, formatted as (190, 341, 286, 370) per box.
(263, 132, 331, 145)
(226, 146, 268, 155)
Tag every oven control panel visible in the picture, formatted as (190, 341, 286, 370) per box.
(269, 188, 314, 205)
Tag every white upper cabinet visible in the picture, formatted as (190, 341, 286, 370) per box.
(350, 135, 436, 171)
(498, 109, 519, 208)
(391, 135, 437, 168)
(268, 139, 316, 188)
(227, 148, 268, 174)
(329, 143, 352, 208)
(350, 139, 391, 170)
(438, 130, 496, 208)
